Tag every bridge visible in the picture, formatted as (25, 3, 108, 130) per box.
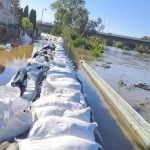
(98, 32, 150, 46)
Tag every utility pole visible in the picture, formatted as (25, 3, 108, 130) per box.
(40, 8, 47, 34)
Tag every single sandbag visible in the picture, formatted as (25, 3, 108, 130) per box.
(19, 135, 100, 150)
(0, 111, 33, 142)
(28, 116, 97, 141)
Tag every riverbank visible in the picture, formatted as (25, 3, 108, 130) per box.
(65, 46, 94, 67)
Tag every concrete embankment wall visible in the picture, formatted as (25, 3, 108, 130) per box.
(80, 60, 150, 150)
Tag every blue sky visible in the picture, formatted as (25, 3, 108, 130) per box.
(20, 0, 150, 37)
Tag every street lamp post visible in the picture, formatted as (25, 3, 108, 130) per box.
(40, 8, 47, 34)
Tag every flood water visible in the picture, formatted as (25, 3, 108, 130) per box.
(89, 46, 150, 123)
(0, 46, 33, 85)
(77, 69, 135, 150)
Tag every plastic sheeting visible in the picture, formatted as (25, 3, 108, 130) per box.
(21, 33, 32, 45)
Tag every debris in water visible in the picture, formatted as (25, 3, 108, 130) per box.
(117, 79, 127, 87)
(134, 83, 150, 90)
(101, 63, 111, 69)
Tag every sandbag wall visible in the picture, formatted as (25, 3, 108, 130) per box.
(18, 35, 102, 150)
(0, 37, 55, 143)
(0, 34, 102, 150)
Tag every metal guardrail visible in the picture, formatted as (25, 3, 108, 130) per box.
(80, 60, 150, 150)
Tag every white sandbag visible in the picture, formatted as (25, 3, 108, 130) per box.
(48, 66, 74, 74)
(41, 80, 86, 106)
(28, 116, 97, 141)
(32, 106, 65, 120)
(0, 111, 33, 142)
(40, 80, 55, 97)
(52, 62, 74, 70)
(0, 86, 20, 99)
(53, 59, 73, 67)
(19, 135, 100, 150)
(9, 97, 31, 118)
(46, 76, 81, 90)
(0, 86, 20, 128)
(56, 37, 64, 46)
(0, 97, 30, 128)
(47, 79, 81, 90)
(64, 107, 91, 123)
(0, 100, 9, 128)
(47, 71, 76, 80)
(32, 106, 90, 122)
(55, 88, 87, 106)
(47, 74, 76, 81)
(31, 94, 84, 110)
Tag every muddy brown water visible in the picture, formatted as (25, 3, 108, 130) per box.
(89, 46, 150, 123)
(0, 45, 33, 85)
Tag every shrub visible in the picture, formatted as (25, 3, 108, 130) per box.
(21, 17, 33, 33)
(113, 41, 124, 49)
(51, 24, 62, 35)
(91, 44, 105, 57)
(135, 45, 149, 54)
(73, 37, 85, 47)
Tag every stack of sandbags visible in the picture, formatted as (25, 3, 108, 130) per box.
(18, 35, 102, 150)
(0, 37, 56, 143)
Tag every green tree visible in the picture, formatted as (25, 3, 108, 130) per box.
(21, 17, 33, 33)
(84, 17, 104, 36)
(51, 0, 85, 12)
(50, 0, 88, 34)
(11, 0, 20, 22)
(23, 5, 29, 17)
(51, 22, 62, 35)
(50, 0, 105, 57)
(29, 9, 36, 29)
(73, 7, 88, 34)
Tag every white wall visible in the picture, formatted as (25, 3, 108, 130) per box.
(0, 0, 16, 24)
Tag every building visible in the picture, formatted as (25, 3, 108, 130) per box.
(0, 0, 16, 25)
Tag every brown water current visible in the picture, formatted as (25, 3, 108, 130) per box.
(0, 45, 33, 85)
(89, 46, 150, 123)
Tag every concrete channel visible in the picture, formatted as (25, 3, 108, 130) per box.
(80, 60, 150, 150)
